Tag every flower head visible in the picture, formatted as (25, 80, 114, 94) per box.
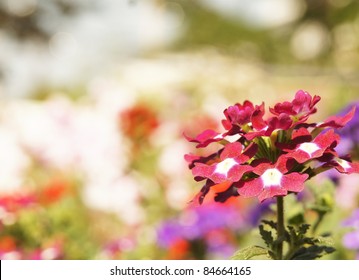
(185, 90, 359, 203)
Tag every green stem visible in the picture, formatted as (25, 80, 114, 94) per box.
(276, 196, 285, 260)
(312, 211, 325, 234)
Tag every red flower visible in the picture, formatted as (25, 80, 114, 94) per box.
(238, 156, 309, 202)
(119, 104, 159, 141)
(39, 178, 70, 205)
(269, 90, 321, 124)
(222, 101, 255, 129)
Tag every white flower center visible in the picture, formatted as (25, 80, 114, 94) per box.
(261, 168, 283, 187)
(214, 133, 224, 139)
(215, 158, 237, 176)
(224, 134, 241, 143)
(298, 142, 320, 155)
(337, 159, 351, 170)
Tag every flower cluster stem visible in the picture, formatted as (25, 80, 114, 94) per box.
(276, 196, 285, 260)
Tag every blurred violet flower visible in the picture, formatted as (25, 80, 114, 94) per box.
(322, 101, 359, 209)
(334, 101, 359, 157)
(342, 209, 359, 259)
(157, 201, 270, 259)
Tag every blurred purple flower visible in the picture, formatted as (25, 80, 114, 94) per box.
(342, 209, 359, 256)
(322, 101, 359, 184)
(246, 199, 274, 226)
(335, 101, 359, 156)
(157, 201, 271, 258)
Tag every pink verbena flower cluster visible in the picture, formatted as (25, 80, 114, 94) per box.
(185, 90, 359, 203)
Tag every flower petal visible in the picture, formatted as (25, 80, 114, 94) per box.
(281, 173, 308, 192)
(258, 187, 287, 202)
(237, 179, 263, 198)
(332, 158, 359, 174)
(219, 142, 243, 160)
(318, 106, 356, 129)
(184, 129, 224, 148)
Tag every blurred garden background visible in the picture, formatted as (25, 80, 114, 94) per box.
(1, 0, 359, 260)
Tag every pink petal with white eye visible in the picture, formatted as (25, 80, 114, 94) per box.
(237, 179, 263, 198)
(258, 187, 287, 202)
(220, 142, 243, 160)
(281, 173, 308, 192)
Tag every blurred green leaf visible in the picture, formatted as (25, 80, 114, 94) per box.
(231, 246, 269, 260)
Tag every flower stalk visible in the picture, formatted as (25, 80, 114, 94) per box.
(276, 196, 285, 260)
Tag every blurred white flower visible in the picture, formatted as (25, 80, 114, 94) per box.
(290, 21, 331, 60)
(158, 139, 189, 178)
(82, 175, 144, 225)
(336, 174, 359, 209)
(199, 0, 305, 29)
(0, 127, 30, 191)
(0, 93, 146, 224)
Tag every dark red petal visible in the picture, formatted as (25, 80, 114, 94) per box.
(268, 114, 292, 130)
(224, 102, 255, 126)
(319, 106, 356, 129)
(184, 129, 223, 148)
(184, 153, 200, 164)
(221, 119, 232, 130)
(184, 151, 221, 169)
(190, 179, 215, 205)
(237, 179, 263, 198)
(281, 173, 308, 192)
(292, 127, 312, 142)
(192, 163, 215, 181)
(314, 129, 340, 149)
(284, 150, 313, 164)
(251, 103, 267, 130)
(276, 155, 296, 173)
(332, 159, 359, 174)
(220, 142, 243, 160)
(258, 187, 287, 202)
(251, 162, 273, 175)
(270, 101, 295, 116)
(311, 95, 321, 108)
(244, 129, 269, 141)
(227, 165, 253, 182)
(214, 185, 240, 203)
(241, 142, 258, 161)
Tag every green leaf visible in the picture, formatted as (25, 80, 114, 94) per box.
(290, 245, 335, 260)
(259, 224, 274, 247)
(288, 213, 305, 225)
(315, 236, 335, 247)
(231, 246, 269, 260)
(298, 224, 310, 235)
(261, 220, 277, 229)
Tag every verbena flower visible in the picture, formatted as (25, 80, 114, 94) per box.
(185, 90, 359, 203)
